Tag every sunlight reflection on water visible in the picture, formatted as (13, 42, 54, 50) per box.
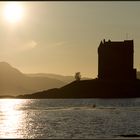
(0, 99, 139, 138)
(0, 99, 27, 138)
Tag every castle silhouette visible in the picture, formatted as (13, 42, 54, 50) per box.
(98, 39, 137, 81)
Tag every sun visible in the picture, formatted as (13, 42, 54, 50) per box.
(3, 2, 24, 24)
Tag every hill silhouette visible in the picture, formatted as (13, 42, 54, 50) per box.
(16, 78, 140, 99)
(27, 73, 91, 84)
(0, 62, 66, 96)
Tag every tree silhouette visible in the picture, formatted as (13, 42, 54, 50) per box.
(75, 72, 81, 81)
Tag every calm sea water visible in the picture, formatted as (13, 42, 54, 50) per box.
(0, 98, 140, 139)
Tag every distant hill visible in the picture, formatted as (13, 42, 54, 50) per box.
(0, 62, 66, 96)
(27, 73, 74, 83)
(27, 73, 91, 84)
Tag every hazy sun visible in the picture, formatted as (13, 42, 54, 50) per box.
(3, 2, 24, 24)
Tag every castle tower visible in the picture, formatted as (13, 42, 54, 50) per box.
(98, 39, 136, 81)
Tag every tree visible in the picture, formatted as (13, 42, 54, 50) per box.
(75, 72, 81, 81)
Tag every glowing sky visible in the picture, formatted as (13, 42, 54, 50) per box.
(0, 1, 140, 78)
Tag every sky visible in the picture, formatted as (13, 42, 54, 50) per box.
(0, 1, 140, 78)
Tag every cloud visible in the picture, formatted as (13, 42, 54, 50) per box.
(22, 40, 38, 50)
(0, 39, 38, 56)
(50, 41, 66, 48)
(12, 39, 38, 52)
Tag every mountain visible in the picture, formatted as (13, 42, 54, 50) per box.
(27, 73, 91, 84)
(27, 73, 74, 83)
(0, 62, 65, 96)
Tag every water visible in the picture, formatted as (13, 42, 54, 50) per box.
(0, 98, 140, 139)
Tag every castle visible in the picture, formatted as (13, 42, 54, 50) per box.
(98, 39, 137, 81)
